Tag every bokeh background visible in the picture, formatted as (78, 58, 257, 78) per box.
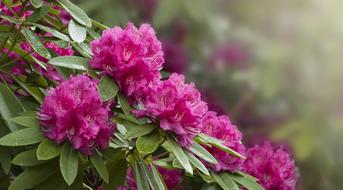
(75, 0, 343, 189)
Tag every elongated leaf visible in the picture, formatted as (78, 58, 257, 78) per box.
(68, 19, 86, 43)
(60, 143, 78, 185)
(57, 0, 91, 27)
(98, 76, 119, 101)
(229, 174, 264, 190)
(26, 5, 49, 22)
(148, 163, 167, 190)
(136, 131, 163, 154)
(166, 136, 193, 175)
(36, 139, 61, 160)
(211, 172, 240, 190)
(90, 153, 109, 183)
(22, 28, 51, 59)
(0, 15, 20, 24)
(11, 76, 44, 103)
(29, 0, 43, 8)
(0, 127, 43, 146)
(189, 141, 217, 164)
(125, 123, 156, 139)
(48, 56, 89, 70)
(197, 134, 245, 159)
(186, 152, 209, 176)
(133, 161, 150, 190)
(11, 116, 39, 128)
(140, 161, 161, 190)
(0, 83, 24, 131)
(32, 23, 70, 41)
(9, 162, 58, 190)
(104, 158, 127, 190)
(12, 149, 45, 166)
(118, 92, 131, 114)
(0, 147, 11, 174)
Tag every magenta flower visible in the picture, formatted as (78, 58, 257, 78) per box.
(39, 75, 114, 155)
(20, 41, 74, 82)
(243, 142, 298, 190)
(201, 111, 246, 172)
(90, 22, 164, 97)
(136, 73, 208, 146)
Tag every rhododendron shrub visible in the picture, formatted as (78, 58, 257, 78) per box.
(0, 0, 298, 190)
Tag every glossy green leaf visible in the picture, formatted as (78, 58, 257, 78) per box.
(60, 143, 78, 185)
(98, 75, 119, 101)
(0, 127, 43, 146)
(125, 123, 156, 139)
(68, 19, 86, 43)
(211, 172, 239, 190)
(26, 5, 49, 22)
(229, 174, 264, 190)
(11, 76, 44, 103)
(186, 151, 209, 176)
(11, 115, 39, 128)
(37, 139, 61, 160)
(104, 158, 127, 190)
(166, 136, 193, 175)
(0, 147, 11, 174)
(136, 131, 163, 154)
(0, 82, 25, 131)
(0, 15, 20, 24)
(57, 0, 92, 27)
(29, 0, 43, 8)
(12, 150, 45, 167)
(133, 161, 150, 190)
(118, 92, 131, 114)
(189, 141, 218, 164)
(90, 153, 109, 183)
(148, 163, 167, 190)
(48, 56, 89, 70)
(32, 23, 70, 41)
(22, 28, 51, 59)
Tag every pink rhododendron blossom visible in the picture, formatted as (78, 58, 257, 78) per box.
(20, 41, 74, 82)
(243, 142, 298, 190)
(116, 167, 183, 190)
(136, 73, 208, 146)
(90, 22, 164, 97)
(201, 111, 246, 172)
(39, 75, 114, 155)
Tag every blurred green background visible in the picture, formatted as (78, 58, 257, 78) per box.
(75, 0, 343, 189)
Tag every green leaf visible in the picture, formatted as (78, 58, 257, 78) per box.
(118, 92, 131, 114)
(125, 123, 156, 139)
(57, 0, 92, 27)
(197, 134, 245, 159)
(98, 76, 119, 101)
(166, 136, 193, 175)
(60, 143, 79, 185)
(68, 19, 86, 43)
(36, 139, 61, 160)
(229, 174, 264, 190)
(29, 0, 43, 8)
(104, 158, 127, 190)
(22, 28, 51, 59)
(0, 127, 43, 146)
(48, 56, 89, 70)
(133, 161, 150, 190)
(32, 23, 70, 41)
(12, 150, 45, 167)
(0, 148, 11, 174)
(0, 82, 25, 131)
(26, 5, 49, 23)
(186, 151, 209, 176)
(189, 141, 218, 164)
(11, 76, 44, 103)
(211, 172, 239, 190)
(136, 131, 163, 154)
(148, 163, 167, 190)
(90, 153, 109, 183)
(9, 162, 58, 190)
(11, 116, 39, 128)
(0, 15, 20, 24)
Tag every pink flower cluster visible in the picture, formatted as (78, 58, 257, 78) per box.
(90, 23, 164, 96)
(201, 111, 246, 172)
(243, 142, 298, 190)
(21, 41, 74, 82)
(39, 75, 114, 155)
(116, 167, 183, 190)
(137, 73, 208, 146)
